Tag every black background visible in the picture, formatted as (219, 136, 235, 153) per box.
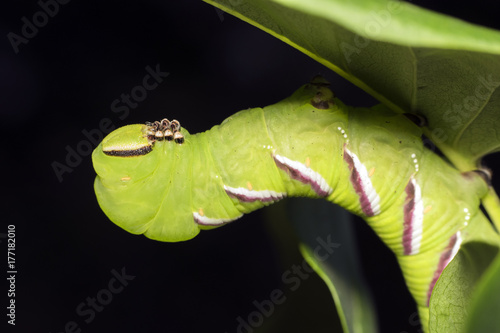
(1, 1, 499, 332)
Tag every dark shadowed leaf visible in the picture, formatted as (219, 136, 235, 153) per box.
(287, 198, 378, 333)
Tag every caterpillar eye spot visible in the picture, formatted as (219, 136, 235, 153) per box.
(100, 124, 155, 157)
(103, 144, 153, 157)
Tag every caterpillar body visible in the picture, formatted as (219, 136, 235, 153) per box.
(92, 79, 490, 331)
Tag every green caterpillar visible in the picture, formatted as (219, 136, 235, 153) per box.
(92, 78, 490, 331)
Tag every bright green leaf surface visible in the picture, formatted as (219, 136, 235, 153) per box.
(429, 215, 500, 333)
(429, 242, 498, 332)
(203, 0, 500, 170)
(287, 198, 378, 333)
(465, 252, 500, 332)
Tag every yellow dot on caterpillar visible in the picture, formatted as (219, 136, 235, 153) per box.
(465, 215, 470, 220)
(464, 208, 469, 213)
(305, 157, 311, 168)
(121, 176, 131, 182)
(424, 205, 432, 214)
(369, 167, 375, 177)
(247, 181, 253, 191)
(198, 208, 204, 216)
(411, 153, 416, 158)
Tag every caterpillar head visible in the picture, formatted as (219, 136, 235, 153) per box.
(92, 120, 200, 242)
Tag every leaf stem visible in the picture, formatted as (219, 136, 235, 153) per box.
(482, 187, 500, 232)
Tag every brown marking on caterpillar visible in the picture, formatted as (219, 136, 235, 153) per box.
(342, 145, 381, 216)
(426, 231, 462, 306)
(402, 177, 424, 255)
(273, 154, 332, 197)
(103, 145, 153, 157)
(224, 185, 286, 203)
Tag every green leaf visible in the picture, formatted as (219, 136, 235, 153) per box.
(465, 252, 500, 332)
(203, 0, 500, 170)
(429, 242, 498, 332)
(287, 198, 378, 333)
(429, 214, 500, 333)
